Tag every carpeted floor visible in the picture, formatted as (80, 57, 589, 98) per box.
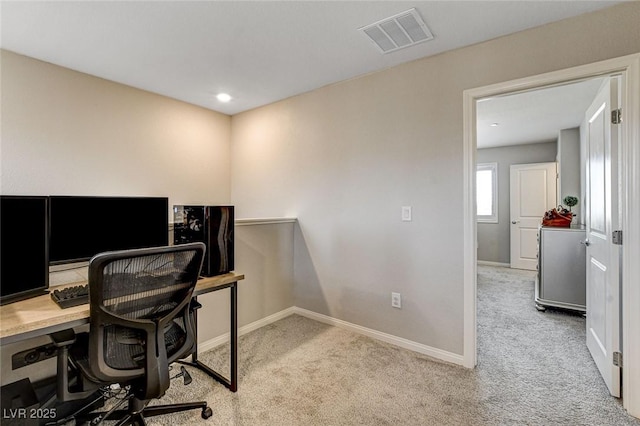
(475, 265, 635, 425)
(134, 265, 639, 425)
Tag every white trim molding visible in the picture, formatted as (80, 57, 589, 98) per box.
(463, 53, 640, 418)
(293, 307, 465, 366)
(477, 261, 510, 268)
(197, 307, 297, 353)
(197, 306, 464, 367)
(170, 217, 297, 230)
(462, 80, 478, 369)
(621, 53, 640, 419)
(235, 217, 297, 226)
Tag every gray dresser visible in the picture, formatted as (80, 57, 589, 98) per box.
(535, 225, 586, 312)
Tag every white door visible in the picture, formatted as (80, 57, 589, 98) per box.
(585, 77, 621, 397)
(510, 162, 557, 270)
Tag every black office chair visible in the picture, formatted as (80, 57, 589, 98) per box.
(52, 242, 212, 425)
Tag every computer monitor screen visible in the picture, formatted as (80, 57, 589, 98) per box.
(48, 196, 169, 265)
(0, 195, 49, 304)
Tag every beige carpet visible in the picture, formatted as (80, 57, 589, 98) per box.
(138, 265, 639, 425)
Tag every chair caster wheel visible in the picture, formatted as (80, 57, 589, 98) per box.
(202, 406, 213, 419)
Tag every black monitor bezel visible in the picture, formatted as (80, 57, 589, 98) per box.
(0, 195, 50, 305)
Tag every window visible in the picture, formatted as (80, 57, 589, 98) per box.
(477, 162, 498, 223)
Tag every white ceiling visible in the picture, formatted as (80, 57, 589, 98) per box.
(476, 77, 606, 149)
(0, 1, 623, 145)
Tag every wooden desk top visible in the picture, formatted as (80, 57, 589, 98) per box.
(0, 272, 244, 345)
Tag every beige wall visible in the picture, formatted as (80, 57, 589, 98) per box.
(0, 50, 231, 207)
(0, 50, 233, 385)
(0, 51, 296, 383)
(231, 3, 640, 355)
(1, 2, 639, 378)
(0, 220, 295, 386)
(195, 221, 295, 344)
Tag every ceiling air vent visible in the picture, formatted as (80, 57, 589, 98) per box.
(359, 8, 434, 54)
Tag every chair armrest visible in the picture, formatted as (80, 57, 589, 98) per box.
(50, 329, 76, 347)
(51, 329, 97, 402)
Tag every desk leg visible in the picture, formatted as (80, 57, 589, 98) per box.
(230, 282, 238, 392)
(178, 283, 238, 392)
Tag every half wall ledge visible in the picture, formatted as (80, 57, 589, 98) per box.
(235, 218, 297, 226)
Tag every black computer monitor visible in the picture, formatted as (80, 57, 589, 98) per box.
(0, 195, 49, 305)
(48, 196, 169, 265)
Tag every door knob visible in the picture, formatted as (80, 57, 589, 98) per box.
(511, 221, 519, 224)
(581, 240, 591, 246)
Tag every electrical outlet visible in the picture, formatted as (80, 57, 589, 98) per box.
(391, 292, 402, 308)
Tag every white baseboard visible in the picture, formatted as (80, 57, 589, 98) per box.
(197, 306, 297, 354)
(292, 307, 465, 366)
(197, 306, 464, 367)
(477, 260, 510, 267)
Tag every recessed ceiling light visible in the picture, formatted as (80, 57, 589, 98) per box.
(490, 122, 499, 127)
(216, 93, 232, 102)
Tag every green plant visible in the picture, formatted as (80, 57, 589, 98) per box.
(563, 195, 578, 211)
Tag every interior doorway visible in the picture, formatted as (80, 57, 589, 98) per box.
(462, 54, 640, 418)
(474, 78, 605, 396)
(474, 78, 603, 270)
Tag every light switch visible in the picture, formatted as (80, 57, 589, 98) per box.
(401, 206, 412, 222)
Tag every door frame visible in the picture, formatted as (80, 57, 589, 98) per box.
(462, 53, 640, 417)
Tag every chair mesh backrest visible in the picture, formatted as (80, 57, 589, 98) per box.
(89, 244, 203, 373)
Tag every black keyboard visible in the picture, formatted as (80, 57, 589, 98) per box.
(51, 284, 89, 309)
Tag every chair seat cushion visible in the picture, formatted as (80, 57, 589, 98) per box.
(70, 319, 190, 384)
